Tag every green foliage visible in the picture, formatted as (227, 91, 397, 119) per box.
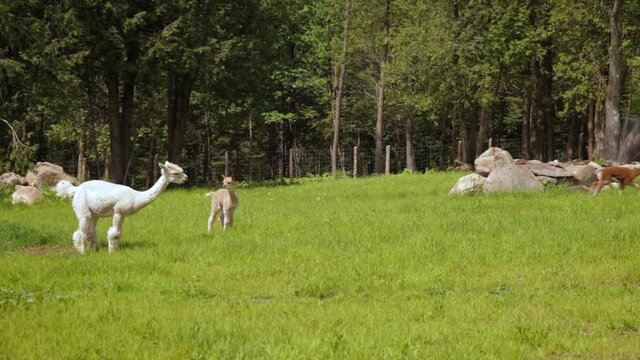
(2, 0, 640, 181)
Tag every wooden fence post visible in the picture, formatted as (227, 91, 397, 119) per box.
(224, 151, 229, 176)
(385, 145, 391, 175)
(456, 141, 462, 163)
(353, 146, 358, 178)
(289, 148, 294, 179)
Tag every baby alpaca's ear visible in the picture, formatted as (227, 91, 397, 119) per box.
(221, 174, 226, 179)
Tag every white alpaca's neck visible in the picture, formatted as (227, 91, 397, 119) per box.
(134, 175, 170, 210)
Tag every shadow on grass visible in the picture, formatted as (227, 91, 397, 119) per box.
(117, 240, 157, 251)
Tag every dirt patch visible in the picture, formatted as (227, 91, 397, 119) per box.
(22, 244, 75, 255)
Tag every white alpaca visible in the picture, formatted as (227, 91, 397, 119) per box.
(68, 161, 187, 253)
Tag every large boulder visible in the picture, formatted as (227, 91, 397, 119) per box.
(11, 185, 44, 205)
(474, 147, 514, 176)
(0, 172, 27, 187)
(483, 160, 543, 194)
(449, 173, 486, 195)
(26, 162, 77, 190)
(525, 160, 573, 178)
(564, 164, 597, 186)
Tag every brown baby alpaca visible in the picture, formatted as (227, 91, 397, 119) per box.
(591, 166, 640, 196)
(205, 175, 239, 232)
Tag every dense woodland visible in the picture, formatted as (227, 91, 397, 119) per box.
(1, 0, 640, 186)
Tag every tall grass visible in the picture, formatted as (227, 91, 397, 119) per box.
(1, 173, 639, 359)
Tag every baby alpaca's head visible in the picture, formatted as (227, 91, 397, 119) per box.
(221, 175, 234, 189)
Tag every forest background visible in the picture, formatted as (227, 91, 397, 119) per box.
(1, 0, 640, 186)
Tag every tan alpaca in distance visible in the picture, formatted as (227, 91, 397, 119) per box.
(205, 175, 239, 232)
(592, 166, 640, 196)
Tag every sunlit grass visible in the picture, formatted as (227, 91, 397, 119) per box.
(1, 173, 640, 358)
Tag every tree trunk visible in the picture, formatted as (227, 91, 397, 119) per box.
(121, 63, 135, 183)
(374, 0, 391, 174)
(105, 40, 137, 185)
(566, 111, 580, 161)
(202, 110, 211, 186)
(605, 0, 624, 161)
(530, 60, 545, 160)
(106, 74, 127, 184)
(543, 52, 555, 161)
(405, 108, 417, 172)
(146, 136, 156, 188)
(331, 0, 350, 176)
(521, 85, 532, 160)
(594, 98, 606, 159)
(374, 76, 385, 174)
(475, 102, 491, 156)
(460, 103, 478, 164)
(167, 72, 193, 164)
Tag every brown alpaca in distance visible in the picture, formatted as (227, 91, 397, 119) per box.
(592, 166, 640, 196)
(205, 175, 239, 232)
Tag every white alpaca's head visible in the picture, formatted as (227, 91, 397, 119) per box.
(54, 180, 76, 199)
(221, 175, 234, 189)
(159, 161, 188, 184)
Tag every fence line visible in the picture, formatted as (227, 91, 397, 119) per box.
(39, 137, 531, 186)
(41, 134, 580, 188)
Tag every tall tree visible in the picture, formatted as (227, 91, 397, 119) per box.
(330, 0, 350, 175)
(604, 0, 624, 161)
(373, 0, 391, 174)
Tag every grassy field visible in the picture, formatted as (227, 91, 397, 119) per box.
(1, 172, 640, 359)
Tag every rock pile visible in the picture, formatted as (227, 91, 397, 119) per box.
(449, 147, 598, 195)
(1, 162, 77, 205)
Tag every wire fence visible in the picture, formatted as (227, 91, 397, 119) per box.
(48, 137, 526, 187)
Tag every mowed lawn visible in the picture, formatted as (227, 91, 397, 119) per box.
(1, 172, 640, 359)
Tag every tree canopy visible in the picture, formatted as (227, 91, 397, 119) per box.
(1, 0, 640, 184)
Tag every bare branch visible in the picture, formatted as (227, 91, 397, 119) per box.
(0, 117, 28, 149)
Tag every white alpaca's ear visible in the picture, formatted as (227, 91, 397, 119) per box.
(221, 174, 226, 179)
(158, 163, 165, 169)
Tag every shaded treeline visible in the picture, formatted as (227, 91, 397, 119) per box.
(1, 0, 640, 185)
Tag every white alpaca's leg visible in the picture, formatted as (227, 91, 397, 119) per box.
(73, 216, 94, 253)
(73, 230, 86, 253)
(86, 217, 99, 251)
(108, 213, 124, 253)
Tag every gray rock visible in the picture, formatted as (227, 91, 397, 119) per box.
(474, 147, 514, 176)
(564, 164, 597, 186)
(483, 163, 543, 194)
(27, 162, 77, 190)
(449, 173, 486, 195)
(11, 185, 44, 205)
(0, 172, 27, 187)
(526, 160, 573, 177)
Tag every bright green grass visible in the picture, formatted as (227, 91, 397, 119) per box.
(1, 173, 640, 359)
